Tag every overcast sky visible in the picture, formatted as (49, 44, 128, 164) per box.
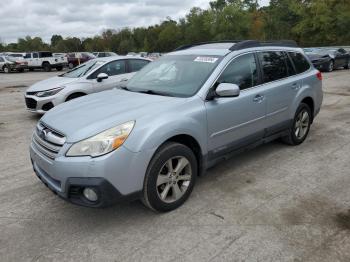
(0, 0, 270, 43)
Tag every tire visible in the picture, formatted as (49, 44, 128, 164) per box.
(142, 142, 197, 212)
(327, 60, 334, 72)
(282, 103, 312, 146)
(65, 93, 85, 102)
(68, 63, 74, 69)
(43, 63, 51, 72)
(345, 60, 350, 70)
(3, 65, 10, 73)
(56, 66, 63, 71)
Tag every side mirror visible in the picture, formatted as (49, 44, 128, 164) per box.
(97, 73, 108, 82)
(215, 83, 240, 97)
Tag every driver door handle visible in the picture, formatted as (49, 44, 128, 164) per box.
(253, 94, 264, 103)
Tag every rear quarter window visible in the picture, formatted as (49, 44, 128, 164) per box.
(288, 52, 311, 74)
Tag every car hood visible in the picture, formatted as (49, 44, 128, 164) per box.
(27, 76, 78, 92)
(41, 89, 185, 143)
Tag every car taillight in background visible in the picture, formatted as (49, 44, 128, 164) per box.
(316, 71, 322, 81)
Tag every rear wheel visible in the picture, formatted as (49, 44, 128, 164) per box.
(345, 60, 350, 69)
(68, 63, 74, 69)
(43, 62, 51, 72)
(142, 142, 197, 212)
(282, 103, 312, 145)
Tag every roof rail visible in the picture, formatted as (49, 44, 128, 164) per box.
(174, 40, 298, 52)
(229, 40, 298, 51)
(174, 40, 242, 51)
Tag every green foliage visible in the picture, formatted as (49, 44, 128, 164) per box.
(2, 0, 350, 53)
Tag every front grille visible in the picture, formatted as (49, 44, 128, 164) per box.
(32, 123, 66, 159)
(25, 97, 37, 109)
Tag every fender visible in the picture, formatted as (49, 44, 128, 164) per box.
(124, 100, 208, 155)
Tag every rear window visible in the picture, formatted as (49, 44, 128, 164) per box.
(288, 52, 311, 74)
(128, 59, 150, 73)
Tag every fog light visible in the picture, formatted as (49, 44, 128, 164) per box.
(83, 188, 98, 202)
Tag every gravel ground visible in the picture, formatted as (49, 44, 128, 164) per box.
(0, 69, 350, 262)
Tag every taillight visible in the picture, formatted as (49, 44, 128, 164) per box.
(316, 71, 322, 81)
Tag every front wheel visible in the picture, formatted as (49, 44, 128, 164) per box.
(142, 142, 197, 212)
(327, 60, 334, 72)
(282, 103, 312, 145)
(3, 65, 10, 73)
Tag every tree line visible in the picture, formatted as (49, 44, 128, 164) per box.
(1, 0, 349, 54)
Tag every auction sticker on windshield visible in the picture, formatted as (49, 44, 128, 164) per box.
(194, 57, 218, 63)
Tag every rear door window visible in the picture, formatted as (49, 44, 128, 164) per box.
(283, 52, 296, 76)
(258, 51, 289, 83)
(288, 52, 311, 74)
(128, 59, 150, 73)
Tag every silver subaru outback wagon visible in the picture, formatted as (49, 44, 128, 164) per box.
(29, 40, 323, 212)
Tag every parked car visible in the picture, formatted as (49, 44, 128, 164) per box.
(93, 52, 118, 58)
(29, 40, 323, 211)
(0, 56, 28, 73)
(7, 52, 26, 58)
(24, 51, 67, 72)
(25, 56, 151, 113)
(304, 48, 350, 72)
(126, 52, 138, 56)
(67, 52, 95, 69)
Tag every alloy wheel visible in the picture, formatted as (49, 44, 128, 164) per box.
(328, 61, 334, 72)
(156, 156, 192, 203)
(294, 110, 310, 140)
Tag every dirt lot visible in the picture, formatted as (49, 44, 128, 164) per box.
(0, 70, 350, 262)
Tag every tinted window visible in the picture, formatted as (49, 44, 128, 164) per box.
(0, 57, 4, 62)
(217, 53, 258, 90)
(39, 52, 52, 58)
(289, 52, 311, 74)
(33, 53, 38, 58)
(258, 51, 288, 83)
(128, 59, 150, 73)
(283, 52, 296, 76)
(92, 60, 126, 77)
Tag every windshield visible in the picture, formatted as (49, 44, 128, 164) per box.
(61, 60, 105, 78)
(126, 55, 222, 97)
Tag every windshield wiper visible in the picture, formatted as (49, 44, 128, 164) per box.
(134, 89, 173, 97)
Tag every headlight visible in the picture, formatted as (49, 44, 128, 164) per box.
(66, 121, 135, 157)
(36, 87, 64, 97)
